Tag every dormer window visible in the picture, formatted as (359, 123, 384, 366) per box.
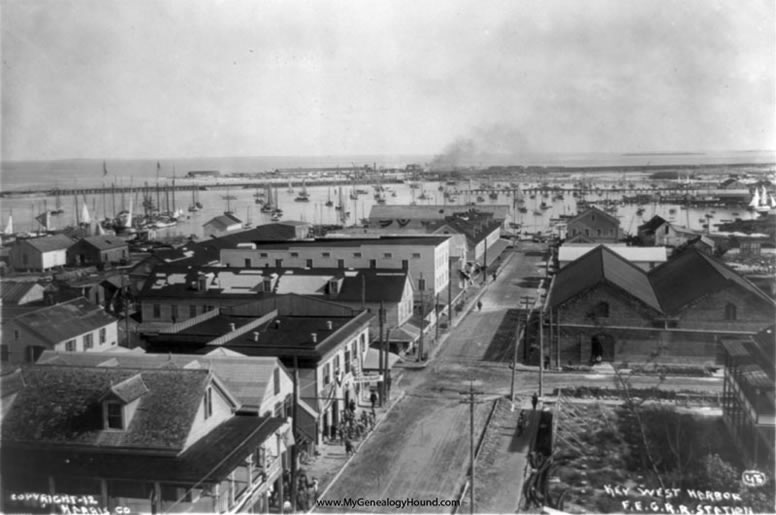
(104, 401, 124, 430)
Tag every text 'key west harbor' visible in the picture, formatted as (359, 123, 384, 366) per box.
(1, 1, 776, 514)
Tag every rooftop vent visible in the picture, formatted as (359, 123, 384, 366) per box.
(229, 323, 236, 332)
(311, 332, 318, 343)
(274, 320, 281, 329)
(252, 331, 260, 342)
(326, 320, 333, 330)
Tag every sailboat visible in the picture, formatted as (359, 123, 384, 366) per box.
(189, 189, 201, 212)
(287, 181, 295, 194)
(261, 184, 275, 213)
(749, 185, 776, 214)
(52, 191, 64, 215)
(294, 179, 310, 202)
(325, 188, 334, 207)
(115, 195, 135, 234)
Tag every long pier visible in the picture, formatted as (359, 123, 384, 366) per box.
(0, 180, 751, 200)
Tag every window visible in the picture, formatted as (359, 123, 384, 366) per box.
(105, 401, 123, 429)
(322, 252, 331, 258)
(260, 253, 268, 258)
(65, 340, 76, 352)
(189, 305, 197, 318)
(244, 258, 252, 267)
(724, 303, 737, 321)
(273, 368, 280, 395)
(338, 259, 345, 269)
(153, 304, 161, 318)
(322, 362, 331, 385)
(171, 305, 178, 321)
(99, 328, 106, 344)
(204, 387, 213, 419)
(13, 329, 19, 341)
(334, 354, 341, 374)
(383, 253, 392, 259)
(412, 253, 421, 258)
(597, 229, 602, 236)
(593, 301, 609, 318)
(290, 252, 299, 258)
(402, 260, 409, 270)
(1, 345, 8, 362)
(418, 278, 426, 291)
(344, 348, 351, 373)
(353, 252, 362, 258)
(84, 333, 93, 350)
(275, 259, 283, 268)
(306, 259, 313, 268)
(369, 259, 376, 269)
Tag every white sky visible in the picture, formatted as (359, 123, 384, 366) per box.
(2, 0, 774, 160)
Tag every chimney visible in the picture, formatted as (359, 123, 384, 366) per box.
(252, 331, 260, 342)
(326, 320, 333, 330)
(311, 333, 318, 343)
(229, 323, 236, 332)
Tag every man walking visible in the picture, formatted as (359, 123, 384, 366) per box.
(477, 300, 482, 312)
(531, 392, 539, 410)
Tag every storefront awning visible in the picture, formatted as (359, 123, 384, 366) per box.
(363, 347, 403, 371)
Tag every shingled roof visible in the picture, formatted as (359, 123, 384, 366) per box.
(2, 366, 213, 451)
(20, 234, 74, 253)
(12, 297, 116, 344)
(649, 248, 774, 314)
(548, 245, 662, 312)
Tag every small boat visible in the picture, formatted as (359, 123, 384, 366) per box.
(669, 208, 677, 214)
(271, 212, 282, 221)
(540, 202, 551, 210)
(636, 207, 645, 216)
(519, 207, 528, 214)
(294, 180, 310, 202)
(533, 209, 543, 216)
(325, 188, 334, 207)
(287, 181, 295, 194)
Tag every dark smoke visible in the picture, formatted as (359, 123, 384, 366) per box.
(429, 123, 531, 170)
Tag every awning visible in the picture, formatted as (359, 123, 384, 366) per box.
(363, 347, 403, 370)
(295, 398, 319, 443)
(387, 323, 420, 343)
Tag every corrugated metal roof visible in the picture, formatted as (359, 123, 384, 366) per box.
(559, 245, 667, 264)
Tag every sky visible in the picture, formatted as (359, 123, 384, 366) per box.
(1, 0, 774, 161)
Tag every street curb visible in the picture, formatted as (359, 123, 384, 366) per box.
(310, 390, 408, 512)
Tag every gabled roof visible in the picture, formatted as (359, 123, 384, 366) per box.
(18, 234, 74, 253)
(37, 351, 283, 412)
(637, 215, 668, 233)
(559, 245, 667, 264)
(106, 373, 149, 403)
(204, 213, 243, 229)
(77, 236, 128, 251)
(548, 245, 662, 312)
(568, 206, 619, 227)
(649, 248, 774, 314)
(2, 366, 212, 451)
(12, 297, 117, 344)
(0, 281, 44, 304)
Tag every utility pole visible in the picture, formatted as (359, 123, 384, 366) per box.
(383, 327, 392, 402)
(459, 380, 483, 514)
(417, 275, 424, 362)
(539, 308, 544, 397)
(435, 293, 440, 340)
(378, 301, 385, 406)
(510, 316, 521, 403)
(122, 274, 131, 348)
(290, 355, 299, 512)
(520, 296, 534, 362)
(448, 259, 453, 327)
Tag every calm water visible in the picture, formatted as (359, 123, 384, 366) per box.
(1, 151, 773, 238)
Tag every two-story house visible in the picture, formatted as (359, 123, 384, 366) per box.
(2, 297, 119, 364)
(219, 236, 451, 302)
(144, 307, 373, 444)
(1, 362, 291, 514)
(566, 207, 621, 243)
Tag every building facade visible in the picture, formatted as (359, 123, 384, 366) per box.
(67, 236, 129, 266)
(9, 235, 74, 272)
(566, 207, 621, 243)
(2, 297, 119, 364)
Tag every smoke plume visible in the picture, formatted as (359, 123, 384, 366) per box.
(429, 123, 531, 170)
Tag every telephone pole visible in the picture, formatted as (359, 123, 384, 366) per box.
(378, 301, 385, 406)
(459, 380, 484, 514)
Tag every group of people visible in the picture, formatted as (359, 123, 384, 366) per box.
(273, 470, 319, 512)
(339, 398, 376, 457)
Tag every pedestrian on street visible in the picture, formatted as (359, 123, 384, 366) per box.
(370, 390, 377, 410)
(531, 392, 539, 410)
(492, 272, 497, 282)
(477, 300, 482, 312)
(344, 438, 354, 456)
(348, 399, 356, 413)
